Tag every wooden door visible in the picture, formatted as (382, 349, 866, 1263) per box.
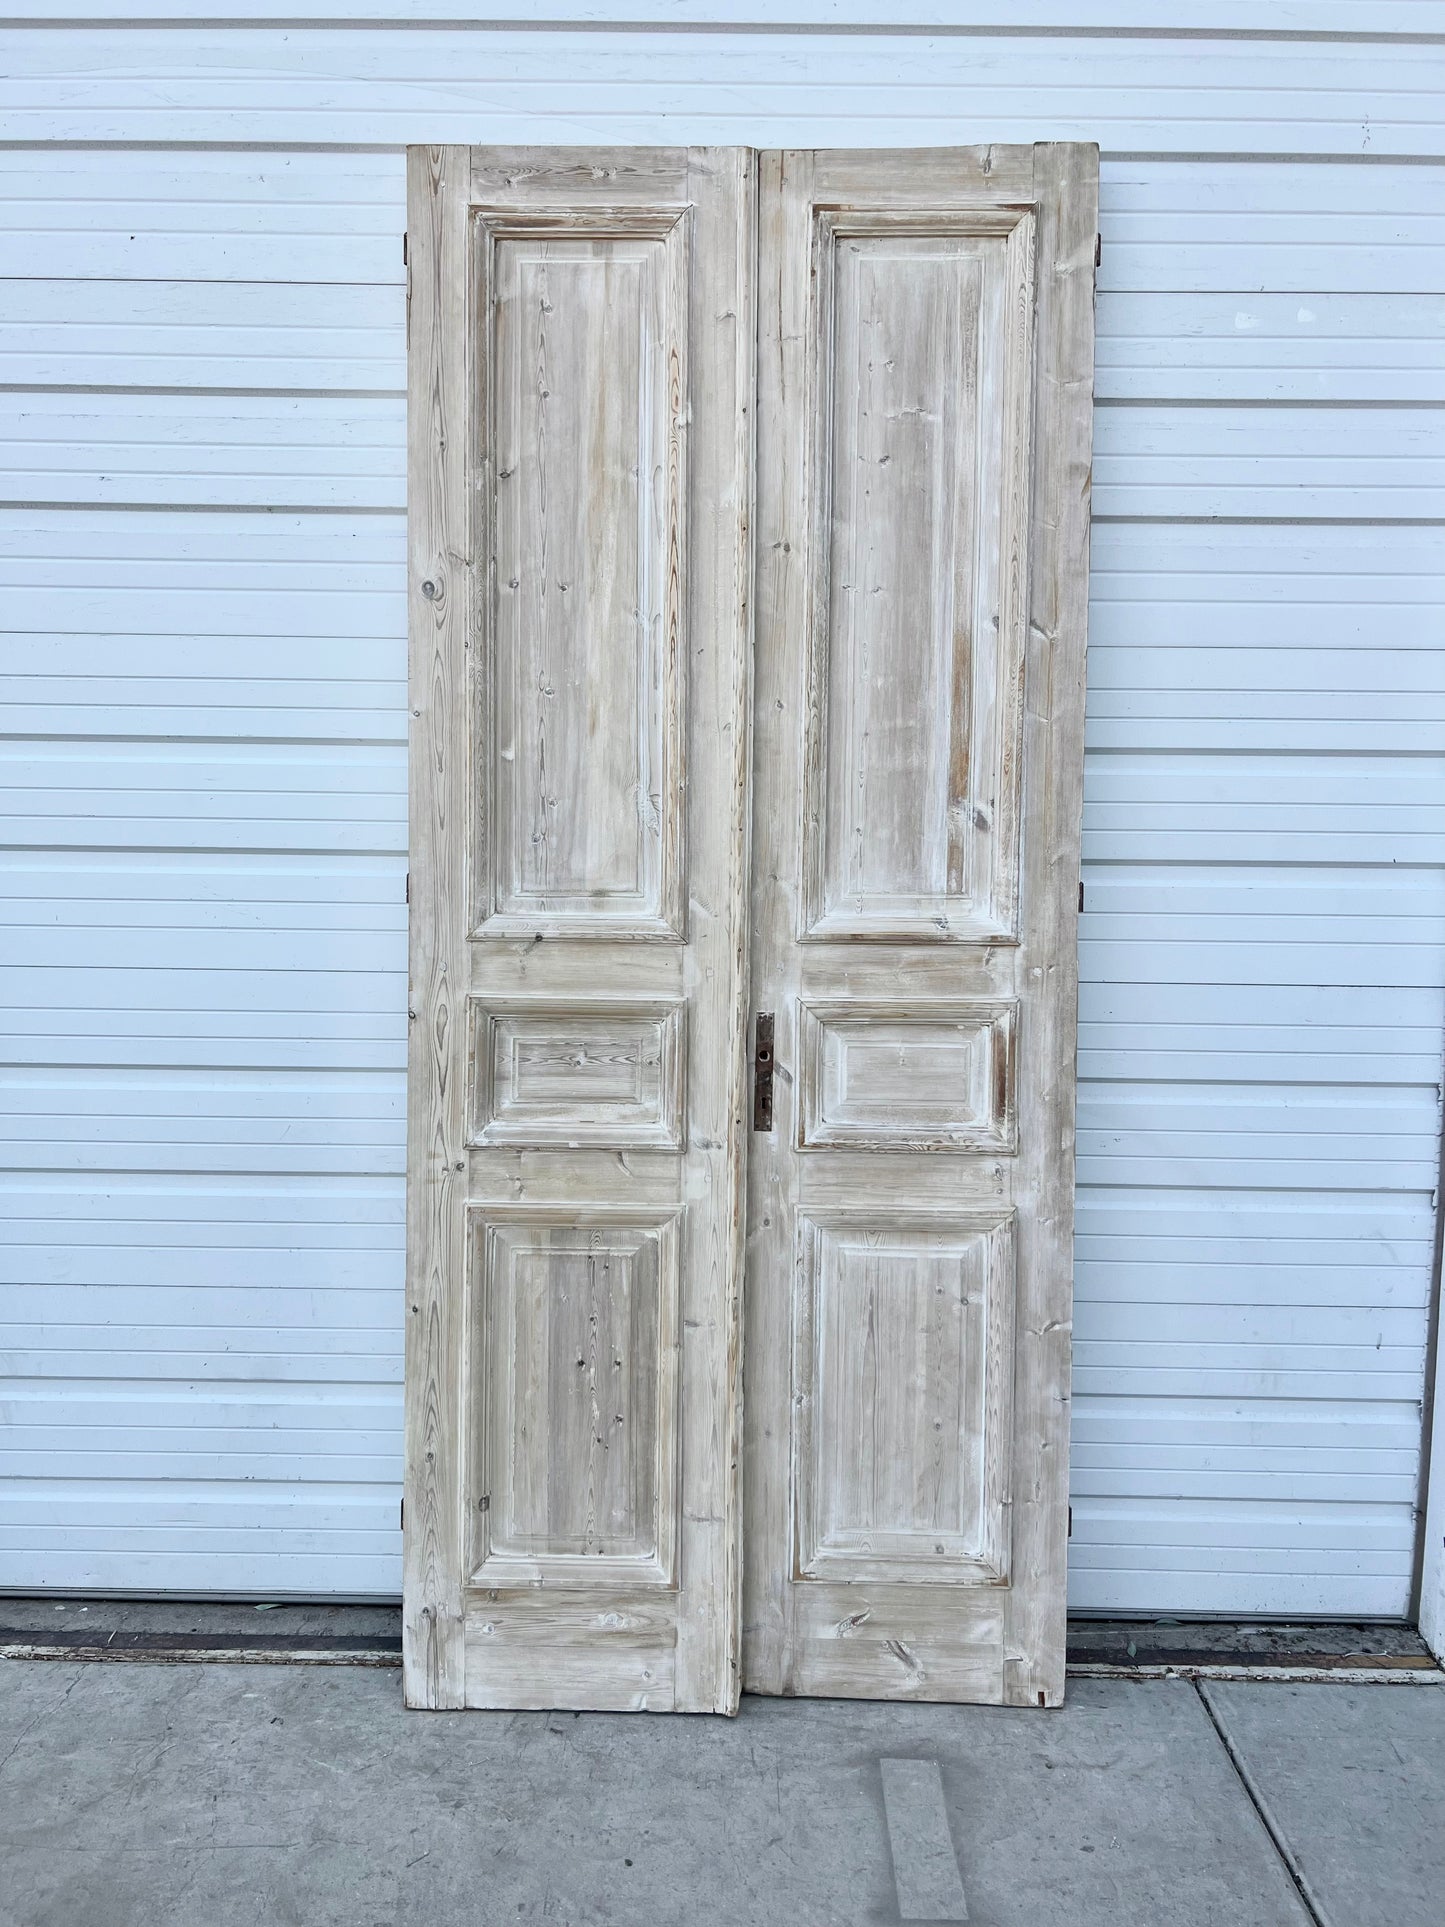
(404, 147, 755, 1712)
(743, 146, 1098, 1706)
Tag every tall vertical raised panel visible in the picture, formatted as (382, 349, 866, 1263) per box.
(478, 214, 687, 939)
(803, 211, 1036, 943)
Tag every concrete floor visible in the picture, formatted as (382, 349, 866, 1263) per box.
(1, 1656, 1441, 1927)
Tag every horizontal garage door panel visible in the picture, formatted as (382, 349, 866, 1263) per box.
(7, 2, 1438, 25)
(0, 1170, 403, 1595)
(0, 510, 407, 641)
(3, 31, 1439, 152)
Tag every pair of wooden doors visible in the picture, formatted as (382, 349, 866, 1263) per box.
(403, 144, 1097, 1714)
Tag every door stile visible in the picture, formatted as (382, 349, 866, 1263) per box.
(1001, 142, 1099, 1706)
(672, 144, 757, 1712)
(404, 144, 472, 1709)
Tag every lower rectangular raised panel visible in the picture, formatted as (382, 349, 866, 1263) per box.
(792, 1211, 1015, 1585)
(468, 1207, 681, 1590)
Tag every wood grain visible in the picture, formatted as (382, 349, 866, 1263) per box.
(404, 144, 471, 1709)
(471, 1207, 679, 1589)
(796, 999, 1017, 1153)
(479, 208, 686, 938)
(793, 1211, 1015, 1586)
(743, 144, 1096, 1706)
(471, 1001, 685, 1150)
(799, 204, 1034, 946)
(1000, 142, 1098, 1708)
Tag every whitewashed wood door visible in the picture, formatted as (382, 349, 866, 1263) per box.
(404, 147, 755, 1712)
(743, 146, 1098, 1707)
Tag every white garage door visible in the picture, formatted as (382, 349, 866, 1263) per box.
(2, 11, 1442, 1613)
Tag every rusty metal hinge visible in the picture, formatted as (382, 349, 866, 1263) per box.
(752, 1013, 775, 1132)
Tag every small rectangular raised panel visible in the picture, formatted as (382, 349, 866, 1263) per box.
(797, 1000, 1016, 1151)
(470, 1209, 680, 1589)
(792, 1213, 1015, 1586)
(471, 1002, 684, 1148)
(802, 210, 1035, 943)
(476, 209, 687, 939)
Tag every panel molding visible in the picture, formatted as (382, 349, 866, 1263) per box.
(799, 204, 1035, 944)
(469, 999, 684, 1149)
(469, 204, 689, 942)
(791, 1208, 1016, 1587)
(796, 997, 1017, 1152)
(467, 1204, 682, 1591)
